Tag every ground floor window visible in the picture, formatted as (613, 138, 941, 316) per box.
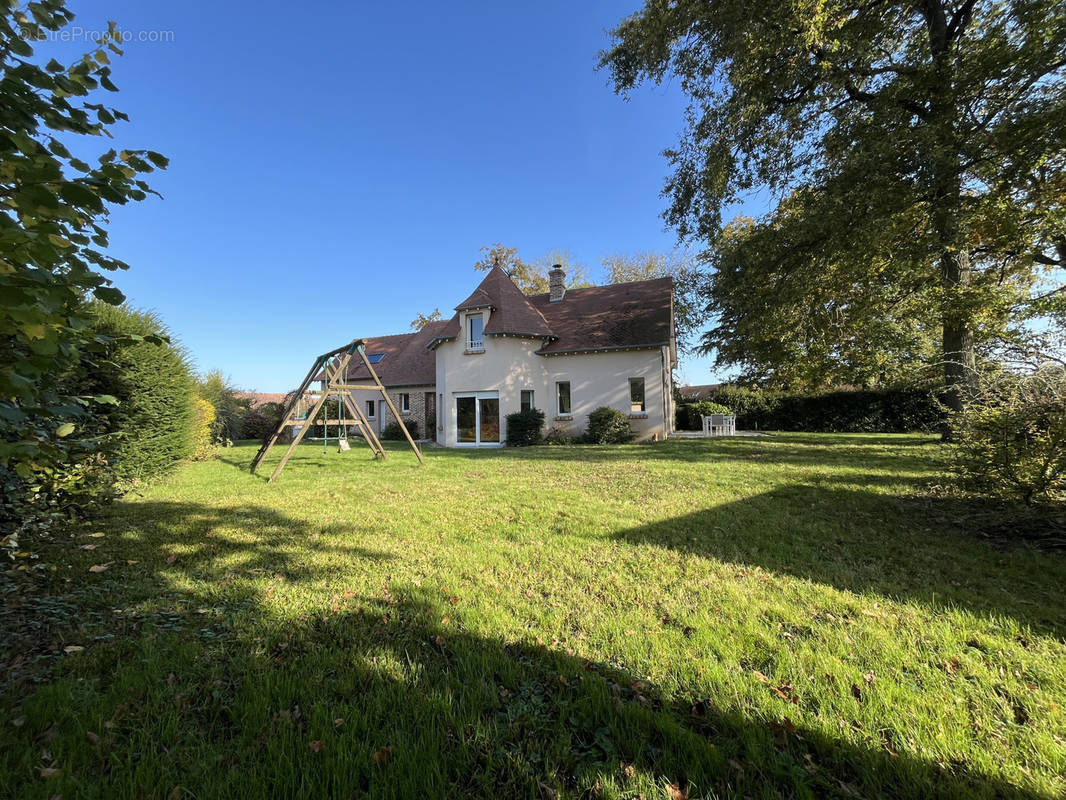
(629, 377, 646, 413)
(366, 399, 376, 419)
(556, 381, 571, 415)
(520, 389, 534, 412)
(399, 392, 410, 413)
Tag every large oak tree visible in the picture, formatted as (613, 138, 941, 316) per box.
(600, 0, 1066, 411)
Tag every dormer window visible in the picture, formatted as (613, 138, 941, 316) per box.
(467, 313, 484, 351)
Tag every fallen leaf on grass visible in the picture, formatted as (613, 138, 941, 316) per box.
(667, 781, 688, 800)
(39, 767, 60, 778)
(12, 716, 25, 728)
(333, 718, 344, 728)
(440, 615, 450, 625)
(85, 731, 100, 745)
(88, 562, 114, 573)
(166, 554, 177, 564)
(126, 560, 139, 566)
(371, 745, 393, 766)
(64, 645, 84, 654)
(309, 740, 324, 752)
(79, 544, 97, 550)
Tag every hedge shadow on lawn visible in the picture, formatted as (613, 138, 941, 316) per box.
(1, 540, 1053, 799)
(611, 483, 1066, 639)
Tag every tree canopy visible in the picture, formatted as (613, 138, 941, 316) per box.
(1, 2, 166, 544)
(600, 0, 1066, 406)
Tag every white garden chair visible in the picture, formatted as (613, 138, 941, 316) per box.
(702, 414, 736, 437)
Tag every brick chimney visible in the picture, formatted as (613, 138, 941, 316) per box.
(548, 264, 566, 302)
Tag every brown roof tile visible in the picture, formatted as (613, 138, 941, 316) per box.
(335, 320, 448, 387)
(529, 277, 674, 354)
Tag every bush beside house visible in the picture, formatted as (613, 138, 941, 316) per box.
(586, 407, 634, 444)
(505, 408, 546, 446)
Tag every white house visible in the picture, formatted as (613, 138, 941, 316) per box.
(342, 265, 677, 446)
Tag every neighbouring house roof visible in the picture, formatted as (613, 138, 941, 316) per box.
(336, 320, 449, 387)
(235, 392, 288, 407)
(428, 267, 674, 355)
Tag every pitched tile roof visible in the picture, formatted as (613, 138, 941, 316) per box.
(530, 277, 675, 354)
(429, 268, 674, 354)
(334, 320, 448, 387)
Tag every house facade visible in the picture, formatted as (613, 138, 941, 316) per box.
(342, 265, 677, 446)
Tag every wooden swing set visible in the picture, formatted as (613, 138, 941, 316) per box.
(250, 339, 423, 482)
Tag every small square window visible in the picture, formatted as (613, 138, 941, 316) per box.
(556, 381, 571, 415)
(400, 393, 410, 413)
(520, 390, 534, 413)
(629, 378, 645, 413)
(366, 399, 376, 419)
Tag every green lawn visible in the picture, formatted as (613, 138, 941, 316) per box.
(2, 434, 1064, 799)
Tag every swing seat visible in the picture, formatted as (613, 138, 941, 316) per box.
(338, 438, 350, 452)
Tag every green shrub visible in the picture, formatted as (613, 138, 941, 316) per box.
(240, 401, 284, 441)
(951, 370, 1066, 504)
(586, 407, 633, 444)
(197, 371, 243, 444)
(383, 419, 420, 440)
(506, 408, 546, 446)
(85, 302, 196, 485)
(676, 400, 732, 430)
(706, 385, 943, 432)
(190, 398, 217, 461)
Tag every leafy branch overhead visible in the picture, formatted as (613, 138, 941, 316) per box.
(600, 0, 1066, 401)
(1, 1, 167, 545)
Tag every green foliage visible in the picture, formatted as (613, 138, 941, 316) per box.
(600, 0, 1066, 410)
(951, 370, 1066, 504)
(707, 386, 944, 433)
(585, 406, 633, 444)
(196, 372, 243, 445)
(0, 6, 166, 545)
(382, 420, 420, 441)
(239, 402, 284, 442)
(675, 400, 732, 431)
(505, 408, 546, 446)
(189, 398, 216, 461)
(83, 303, 195, 485)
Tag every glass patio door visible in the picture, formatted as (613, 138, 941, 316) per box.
(455, 392, 499, 446)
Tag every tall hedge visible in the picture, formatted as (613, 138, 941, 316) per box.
(678, 386, 945, 433)
(87, 303, 196, 484)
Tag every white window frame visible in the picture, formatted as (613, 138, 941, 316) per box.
(556, 381, 571, 416)
(365, 399, 376, 419)
(399, 392, 410, 413)
(467, 313, 484, 350)
(629, 377, 646, 413)
(520, 389, 534, 413)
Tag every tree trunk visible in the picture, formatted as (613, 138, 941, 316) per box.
(923, 0, 977, 437)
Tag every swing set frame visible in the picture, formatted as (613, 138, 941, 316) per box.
(250, 339, 424, 482)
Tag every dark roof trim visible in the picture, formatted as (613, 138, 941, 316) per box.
(487, 331, 556, 340)
(535, 343, 667, 357)
(426, 334, 456, 350)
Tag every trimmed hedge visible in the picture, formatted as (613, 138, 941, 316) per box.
(695, 386, 944, 433)
(87, 302, 196, 484)
(505, 408, 546, 446)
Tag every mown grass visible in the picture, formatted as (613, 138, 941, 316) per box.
(1, 434, 1064, 799)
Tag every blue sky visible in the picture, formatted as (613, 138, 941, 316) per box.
(49, 1, 749, 390)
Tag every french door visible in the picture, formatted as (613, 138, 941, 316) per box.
(455, 392, 500, 446)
